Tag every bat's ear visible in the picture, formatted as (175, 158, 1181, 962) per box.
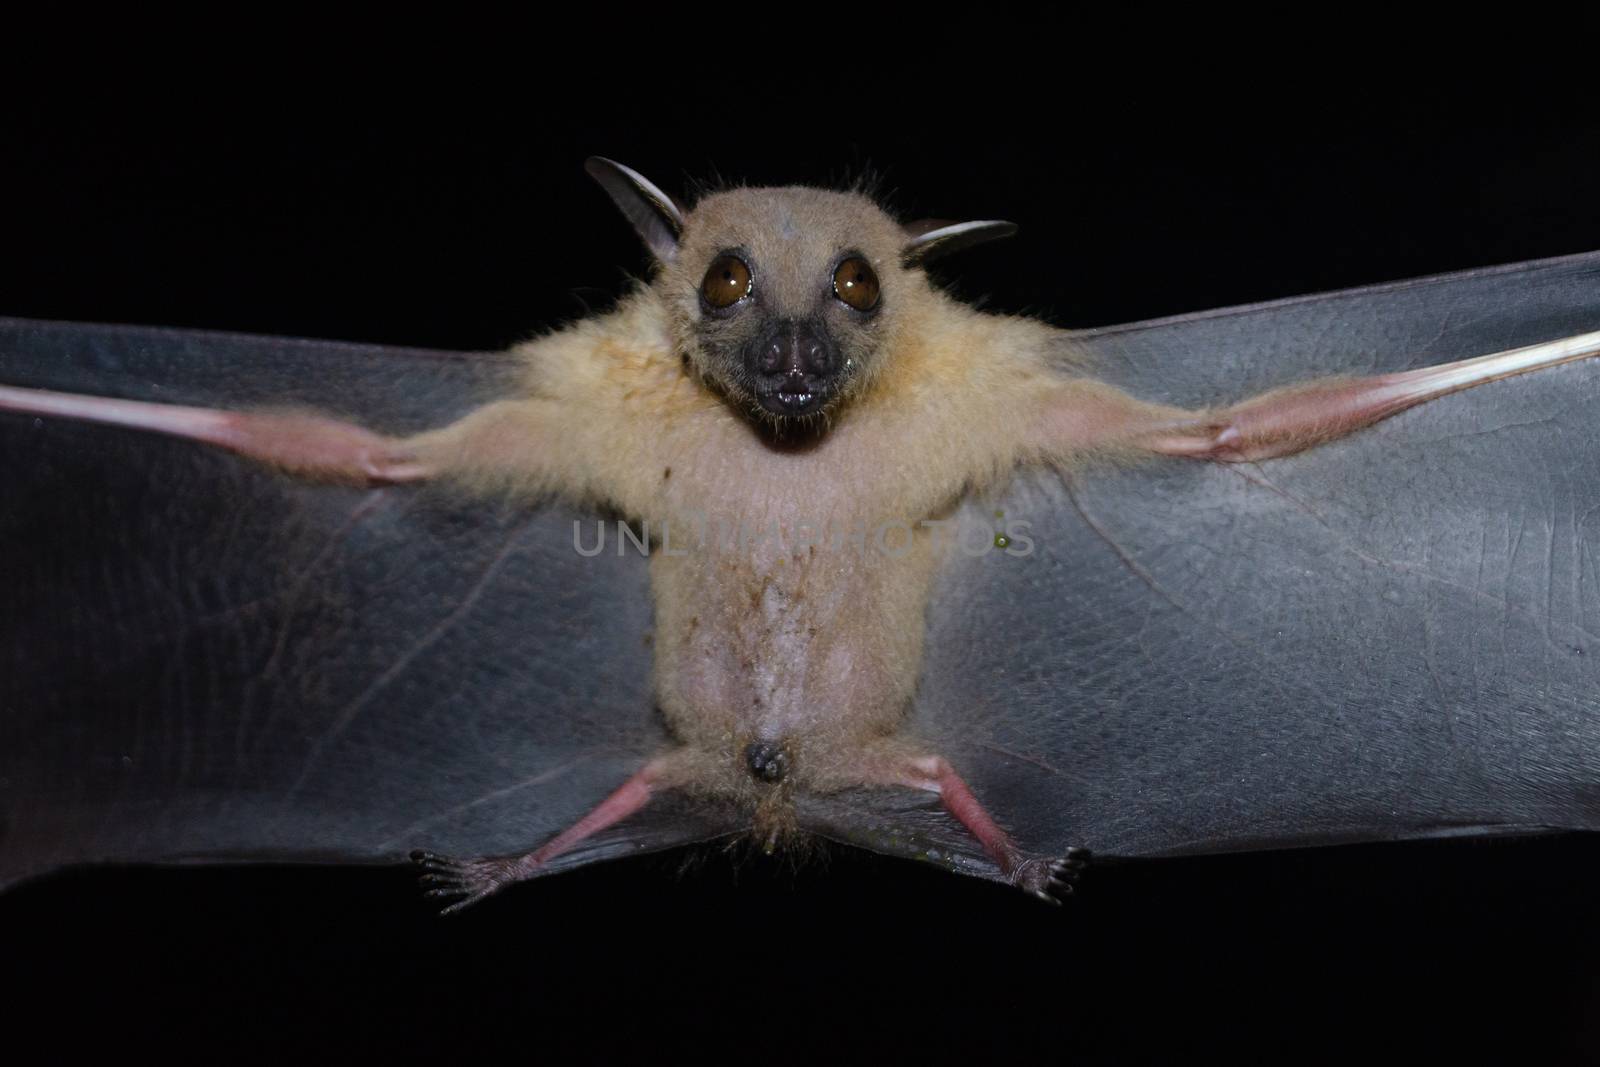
(900, 219, 1018, 268)
(585, 157, 686, 263)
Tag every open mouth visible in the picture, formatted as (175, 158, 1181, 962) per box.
(756, 379, 833, 417)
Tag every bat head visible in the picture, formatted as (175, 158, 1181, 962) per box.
(585, 158, 1016, 428)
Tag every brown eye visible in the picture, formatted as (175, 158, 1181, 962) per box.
(832, 257, 880, 312)
(701, 255, 752, 309)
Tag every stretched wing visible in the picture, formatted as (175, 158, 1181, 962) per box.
(813, 250, 1600, 874)
(0, 319, 732, 890)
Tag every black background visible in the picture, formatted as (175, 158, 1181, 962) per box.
(3, 38, 1600, 1063)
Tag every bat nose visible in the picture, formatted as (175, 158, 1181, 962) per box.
(748, 321, 841, 417)
(752, 321, 837, 379)
(745, 741, 790, 784)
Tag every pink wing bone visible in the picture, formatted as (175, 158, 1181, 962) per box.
(0, 384, 431, 485)
(1139, 328, 1600, 462)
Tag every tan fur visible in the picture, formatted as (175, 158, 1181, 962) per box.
(401, 183, 1172, 821)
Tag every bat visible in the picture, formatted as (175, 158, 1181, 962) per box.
(2, 158, 1599, 913)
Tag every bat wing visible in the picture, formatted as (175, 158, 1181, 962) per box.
(807, 251, 1600, 876)
(0, 319, 735, 891)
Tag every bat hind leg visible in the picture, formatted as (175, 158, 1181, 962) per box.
(409, 758, 668, 915)
(892, 754, 1092, 905)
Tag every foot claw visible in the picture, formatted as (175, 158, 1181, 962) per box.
(409, 850, 516, 915)
(1015, 848, 1091, 905)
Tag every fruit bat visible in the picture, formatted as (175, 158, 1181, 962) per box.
(2, 158, 1598, 909)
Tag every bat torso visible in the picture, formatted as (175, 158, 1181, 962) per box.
(510, 289, 1069, 793)
(643, 410, 948, 787)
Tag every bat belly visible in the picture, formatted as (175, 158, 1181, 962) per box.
(649, 539, 936, 762)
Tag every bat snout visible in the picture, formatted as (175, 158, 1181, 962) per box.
(746, 320, 841, 418)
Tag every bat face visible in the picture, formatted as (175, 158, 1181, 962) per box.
(656, 186, 910, 426)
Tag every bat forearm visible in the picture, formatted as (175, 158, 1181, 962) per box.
(1152, 328, 1600, 462)
(1033, 378, 1190, 462)
(1038, 328, 1600, 465)
(404, 396, 620, 505)
(0, 383, 611, 500)
(0, 383, 429, 484)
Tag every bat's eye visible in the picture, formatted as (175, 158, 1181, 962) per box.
(701, 255, 753, 310)
(832, 256, 880, 312)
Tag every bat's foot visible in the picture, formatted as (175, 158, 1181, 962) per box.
(410, 849, 520, 915)
(1012, 847, 1091, 905)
